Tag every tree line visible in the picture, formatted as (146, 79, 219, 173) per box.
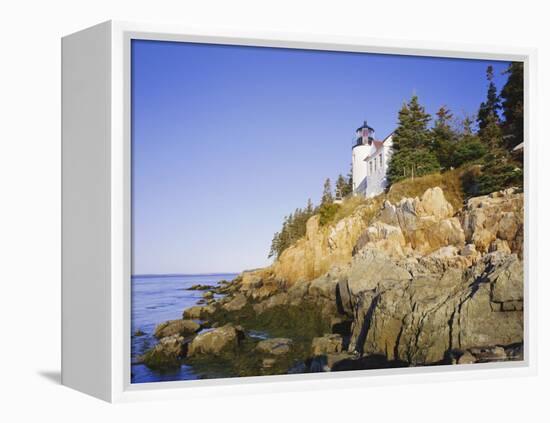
(267, 175, 351, 259)
(388, 62, 523, 195)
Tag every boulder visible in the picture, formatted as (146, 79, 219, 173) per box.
(376, 187, 465, 255)
(354, 222, 406, 257)
(241, 271, 263, 289)
(311, 334, 343, 356)
(202, 291, 214, 299)
(238, 269, 280, 300)
(421, 245, 473, 270)
(183, 304, 216, 319)
(187, 284, 216, 291)
(154, 319, 200, 339)
(461, 189, 523, 256)
(348, 249, 411, 294)
(141, 334, 186, 368)
(255, 338, 293, 355)
(489, 253, 523, 303)
(415, 187, 454, 220)
(460, 243, 479, 258)
(457, 351, 476, 365)
(222, 293, 247, 312)
(287, 280, 311, 305)
(253, 292, 288, 314)
(489, 239, 511, 254)
(469, 346, 508, 362)
(187, 325, 244, 357)
(308, 273, 339, 301)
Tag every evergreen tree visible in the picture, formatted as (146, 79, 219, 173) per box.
(318, 177, 341, 226)
(268, 231, 281, 259)
(451, 116, 487, 168)
(431, 106, 457, 169)
(500, 62, 524, 149)
(335, 174, 351, 198)
(477, 65, 502, 148)
(392, 95, 432, 151)
(453, 137, 487, 167)
(388, 95, 440, 183)
(345, 165, 353, 196)
(388, 149, 441, 182)
(305, 198, 314, 214)
(461, 65, 524, 196)
(268, 199, 317, 259)
(461, 115, 475, 136)
(321, 178, 334, 204)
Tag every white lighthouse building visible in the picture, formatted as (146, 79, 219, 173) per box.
(352, 120, 393, 198)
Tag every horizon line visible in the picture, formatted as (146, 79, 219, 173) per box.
(132, 271, 242, 278)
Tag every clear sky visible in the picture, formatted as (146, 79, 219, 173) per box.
(131, 39, 509, 275)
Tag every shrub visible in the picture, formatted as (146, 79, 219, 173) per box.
(318, 202, 341, 226)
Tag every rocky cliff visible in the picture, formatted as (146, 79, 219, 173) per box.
(142, 186, 524, 376)
(246, 186, 523, 366)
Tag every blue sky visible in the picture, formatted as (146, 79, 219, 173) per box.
(131, 39, 509, 275)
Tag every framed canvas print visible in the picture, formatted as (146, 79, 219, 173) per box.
(61, 21, 537, 402)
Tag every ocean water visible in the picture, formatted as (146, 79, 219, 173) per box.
(131, 273, 238, 384)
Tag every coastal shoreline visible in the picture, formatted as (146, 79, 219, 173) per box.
(136, 185, 524, 381)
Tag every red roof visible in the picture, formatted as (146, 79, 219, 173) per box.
(363, 140, 385, 160)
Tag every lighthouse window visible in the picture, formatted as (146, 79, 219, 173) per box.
(379, 154, 383, 169)
(369, 161, 373, 175)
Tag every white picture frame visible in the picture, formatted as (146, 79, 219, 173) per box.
(61, 20, 538, 403)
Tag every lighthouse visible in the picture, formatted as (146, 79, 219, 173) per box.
(351, 120, 393, 197)
(352, 121, 375, 194)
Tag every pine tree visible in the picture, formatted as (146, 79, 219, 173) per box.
(387, 95, 439, 183)
(431, 106, 457, 169)
(268, 231, 280, 259)
(500, 62, 524, 149)
(392, 95, 432, 151)
(462, 65, 523, 196)
(268, 198, 318, 259)
(335, 174, 350, 199)
(305, 198, 314, 214)
(321, 178, 333, 204)
(451, 116, 487, 167)
(477, 65, 502, 148)
(461, 115, 475, 136)
(345, 165, 353, 196)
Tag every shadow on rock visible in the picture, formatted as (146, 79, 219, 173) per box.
(331, 354, 408, 371)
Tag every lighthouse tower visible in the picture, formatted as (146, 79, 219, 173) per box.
(352, 120, 375, 195)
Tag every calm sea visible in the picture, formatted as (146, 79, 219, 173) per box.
(131, 273, 238, 384)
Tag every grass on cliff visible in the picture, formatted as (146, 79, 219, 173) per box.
(386, 168, 465, 211)
(321, 168, 464, 228)
(319, 194, 385, 227)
